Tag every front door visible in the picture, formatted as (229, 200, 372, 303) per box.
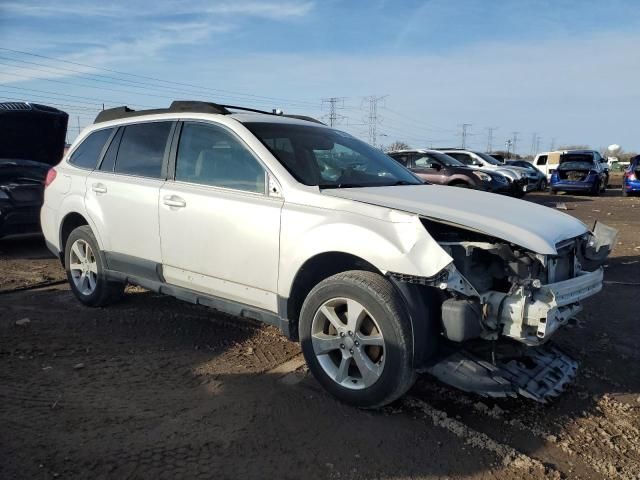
(412, 154, 447, 184)
(158, 121, 283, 312)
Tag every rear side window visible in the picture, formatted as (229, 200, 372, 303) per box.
(68, 128, 114, 169)
(536, 155, 548, 166)
(114, 122, 172, 178)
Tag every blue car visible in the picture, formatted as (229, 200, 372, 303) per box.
(549, 152, 607, 196)
(622, 155, 640, 197)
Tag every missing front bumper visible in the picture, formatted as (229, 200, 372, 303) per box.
(485, 268, 604, 345)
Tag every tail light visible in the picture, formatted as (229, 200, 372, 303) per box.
(625, 171, 637, 181)
(44, 168, 57, 187)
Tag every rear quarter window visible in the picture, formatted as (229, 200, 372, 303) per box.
(68, 128, 114, 169)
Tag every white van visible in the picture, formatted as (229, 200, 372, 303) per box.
(533, 150, 608, 181)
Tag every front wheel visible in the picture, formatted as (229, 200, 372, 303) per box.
(299, 271, 416, 408)
(539, 178, 548, 191)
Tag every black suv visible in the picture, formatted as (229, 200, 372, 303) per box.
(0, 102, 68, 238)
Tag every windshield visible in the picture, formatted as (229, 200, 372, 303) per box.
(509, 161, 534, 170)
(423, 152, 465, 167)
(560, 153, 593, 164)
(475, 152, 502, 165)
(245, 122, 423, 188)
(558, 161, 593, 170)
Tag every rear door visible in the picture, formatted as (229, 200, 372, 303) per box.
(85, 121, 174, 266)
(158, 120, 283, 312)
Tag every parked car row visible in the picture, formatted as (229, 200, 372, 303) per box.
(387, 148, 536, 196)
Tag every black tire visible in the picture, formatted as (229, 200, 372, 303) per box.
(539, 178, 548, 191)
(591, 180, 600, 196)
(299, 270, 416, 408)
(64, 225, 124, 307)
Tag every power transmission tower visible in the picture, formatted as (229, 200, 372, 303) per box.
(550, 138, 556, 151)
(460, 123, 472, 149)
(486, 127, 498, 152)
(511, 131, 519, 157)
(530, 132, 538, 156)
(535, 135, 542, 154)
(321, 97, 346, 127)
(363, 95, 387, 147)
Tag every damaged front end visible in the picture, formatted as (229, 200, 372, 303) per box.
(415, 218, 617, 402)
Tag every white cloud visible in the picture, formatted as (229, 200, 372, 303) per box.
(0, 0, 315, 19)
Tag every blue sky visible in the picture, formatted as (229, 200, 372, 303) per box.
(1, 0, 639, 152)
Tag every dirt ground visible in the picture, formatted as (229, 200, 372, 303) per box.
(1, 189, 639, 480)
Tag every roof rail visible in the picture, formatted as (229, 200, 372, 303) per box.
(93, 100, 326, 125)
(94, 101, 229, 123)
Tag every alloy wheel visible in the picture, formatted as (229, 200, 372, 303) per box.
(311, 297, 385, 390)
(69, 239, 98, 295)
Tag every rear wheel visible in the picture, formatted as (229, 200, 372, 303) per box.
(65, 225, 124, 307)
(299, 271, 415, 408)
(539, 178, 548, 191)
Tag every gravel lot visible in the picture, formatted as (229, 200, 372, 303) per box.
(1, 190, 639, 480)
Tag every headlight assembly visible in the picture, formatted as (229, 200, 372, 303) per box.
(472, 171, 492, 182)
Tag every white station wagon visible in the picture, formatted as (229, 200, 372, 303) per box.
(41, 101, 616, 407)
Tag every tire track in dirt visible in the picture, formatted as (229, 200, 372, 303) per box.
(404, 397, 558, 478)
(411, 379, 640, 480)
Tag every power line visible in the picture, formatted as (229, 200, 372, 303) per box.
(0, 47, 322, 109)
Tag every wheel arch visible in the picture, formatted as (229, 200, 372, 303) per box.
(59, 212, 90, 264)
(282, 252, 442, 367)
(283, 252, 381, 340)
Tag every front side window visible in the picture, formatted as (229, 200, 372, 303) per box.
(114, 122, 172, 178)
(69, 128, 114, 169)
(536, 155, 548, 166)
(245, 122, 421, 188)
(175, 122, 265, 194)
(414, 155, 440, 169)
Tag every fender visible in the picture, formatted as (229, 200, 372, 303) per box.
(277, 203, 452, 298)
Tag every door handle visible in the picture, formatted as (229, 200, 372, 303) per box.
(92, 183, 107, 194)
(163, 195, 186, 208)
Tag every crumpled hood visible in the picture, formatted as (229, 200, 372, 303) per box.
(324, 185, 588, 255)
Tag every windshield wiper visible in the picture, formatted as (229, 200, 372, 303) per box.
(390, 180, 419, 186)
(318, 183, 362, 189)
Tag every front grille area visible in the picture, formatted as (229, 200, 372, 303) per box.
(548, 239, 578, 283)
